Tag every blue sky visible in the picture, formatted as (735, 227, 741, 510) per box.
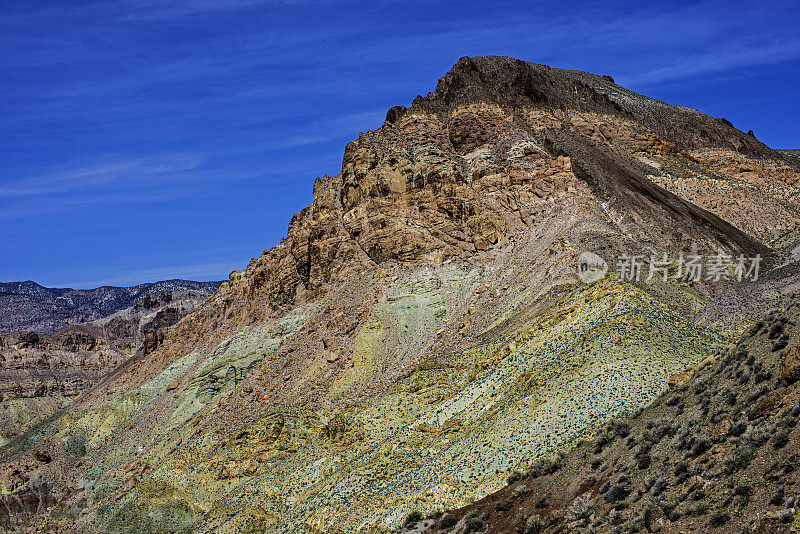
(2, 0, 799, 288)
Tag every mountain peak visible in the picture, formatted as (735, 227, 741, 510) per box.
(418, 55, 616, 112)
(384, 56, 774, 161)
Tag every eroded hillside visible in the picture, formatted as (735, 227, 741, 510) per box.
(1, 56, 798, 533)
(0, 288, 217, 447)
(424, 286, 800, 534)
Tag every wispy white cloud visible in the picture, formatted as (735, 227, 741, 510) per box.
(116, 0, 336, 21)
(221, 109, 386, 153)
(621, 40, 800, 86)
(2, 0, 317, 25)
(0, 154, 202, 198)
(0, 157, 328, 219)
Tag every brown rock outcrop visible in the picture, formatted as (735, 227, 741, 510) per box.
(780, 346, 800, 383)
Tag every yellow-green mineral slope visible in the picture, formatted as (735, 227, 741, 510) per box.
(1, 56, 798, 533)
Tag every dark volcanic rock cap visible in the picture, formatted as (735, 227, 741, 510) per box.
(397, 55, 778, 159)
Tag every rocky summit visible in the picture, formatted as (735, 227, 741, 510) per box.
(1, 56, 799, 533)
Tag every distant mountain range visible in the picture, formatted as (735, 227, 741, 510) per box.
(0, 279, 222, 333)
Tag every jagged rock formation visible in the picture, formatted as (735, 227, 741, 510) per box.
(0, 280, 222, 334)
(0, 56, 798, 533)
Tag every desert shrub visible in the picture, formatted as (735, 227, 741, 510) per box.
(728, 345, 749, 363)
(614, 421, 631, 438)
(496, 499, 513, 511)
(725, 445, 757, 473)
(710, 410, 726, 423)
(771, 487, 786, 506)
(729, 420, 747, 436)
(64, 432, 87, 457)
(678, 433, 707, 455)
(772, 335, 789, 352)
(507, 470, 524, 485)
(603, 477, 631, 503)
(646, 416, 676, 442)
(691, 488, 706, 500)
(439, 513, 457, 528)
(404, 511, 423, 527)
(748, 321, 763, 337)
(676, 431, 690, 451)
(687, 502, 710, 516)
(689, 436, 712, 457)
(565, 493, 593, 522)
(674, 460, 689, 476)
(738, 370, 751, 384)
(749, 385, 768, 403)
(773, 430, 791, 449)
(637, 453, 652, 469)
(755, 370, 773, 383)
(687, 464, 705, 477)
(524, 514, 545, 534)
(529, 452, 565, 477)
(768, 322, 785, 340)
(659, 499, 676, 515)
(694, 378, 708, 395)
(594, 427, 616, 453)
(464, 515, 483, 532)
(709, 509, 729, 526)
(748, 428, 771, 447)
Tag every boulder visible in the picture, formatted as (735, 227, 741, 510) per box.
(780, 346, 800, 383)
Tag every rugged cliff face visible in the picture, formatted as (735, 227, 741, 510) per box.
(0, 56, 798, 533)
